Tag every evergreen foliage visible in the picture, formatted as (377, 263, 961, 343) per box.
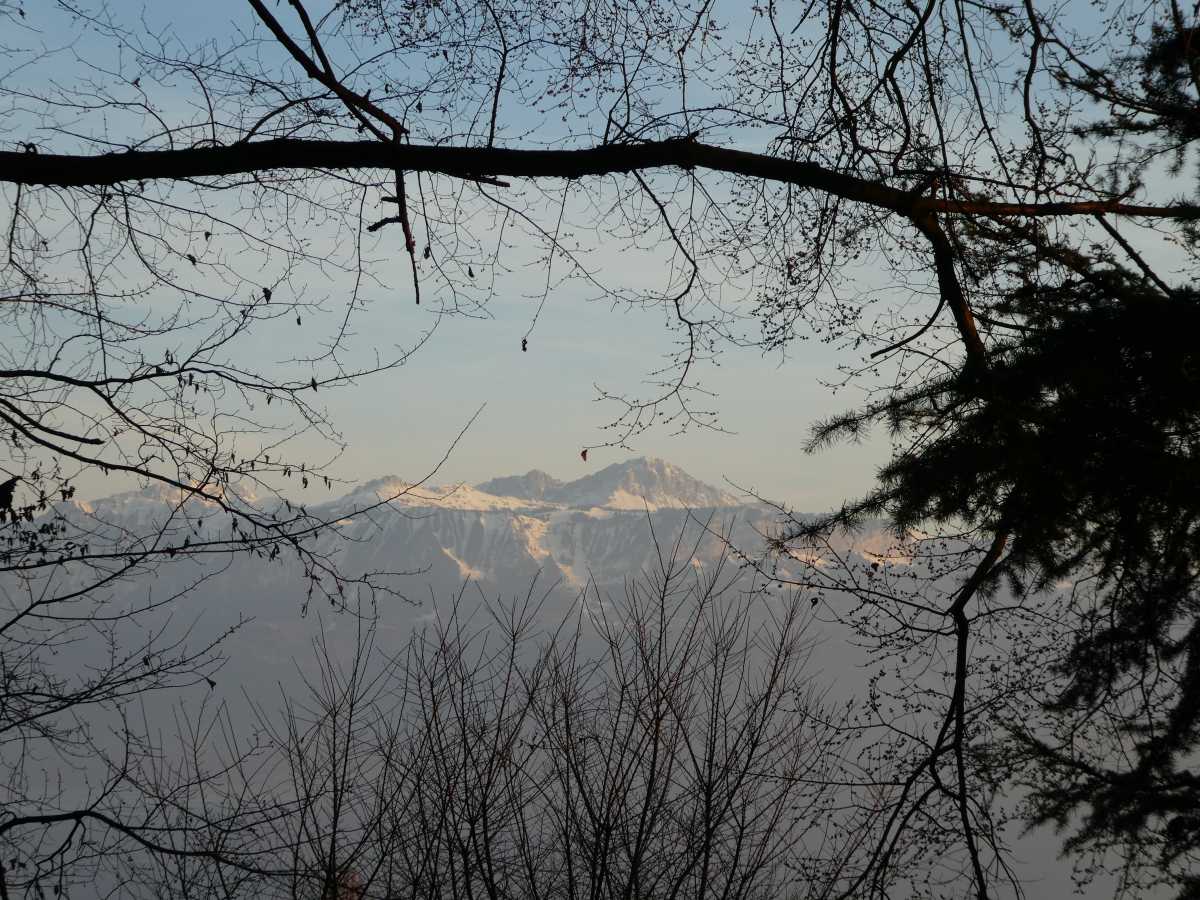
(798, 22, 1200, 889)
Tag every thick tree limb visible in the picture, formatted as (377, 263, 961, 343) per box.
(4, 139, 1197, 222)
(0, 808, 289, 877)
(913, 214, 988, 367)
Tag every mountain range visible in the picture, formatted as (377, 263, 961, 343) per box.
(475, 457, 743, 509)
(24, 458, 905, 682)
(55, 456, 907, 610)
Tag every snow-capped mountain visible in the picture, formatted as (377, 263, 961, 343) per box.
(30, 457, 896, 605)
(323, 458, 755, 595)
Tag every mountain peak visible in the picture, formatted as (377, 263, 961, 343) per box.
(558, 457, 740, 509)
(476, 469, 564, 501)
(476, 457, 741, 510)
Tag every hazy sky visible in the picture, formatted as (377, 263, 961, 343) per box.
(18, 0, 896, 512)
(319, 283, 892, 511)
(22, 0, 1183, 516)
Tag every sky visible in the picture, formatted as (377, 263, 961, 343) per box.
(313, 279, 892, 511)
(7, 0, 896, 513)
(21, 0, 1180, 513)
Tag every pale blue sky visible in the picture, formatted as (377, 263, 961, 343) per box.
(15, 0, 1184, 514)
(7, 0, 898, 511)
(321, 279, 891, 510)
(24, 0, 1181, 513)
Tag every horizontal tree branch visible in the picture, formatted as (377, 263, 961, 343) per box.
(0, 808, 289, 877)
(4, 139, 1197, 222)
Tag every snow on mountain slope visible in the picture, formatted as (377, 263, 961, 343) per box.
(307, 458, 752, 589)
(319, 458, 744, 518)
(336, 476, 556, 511)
